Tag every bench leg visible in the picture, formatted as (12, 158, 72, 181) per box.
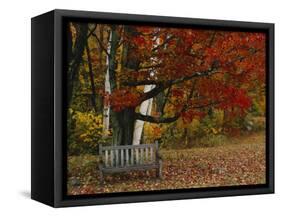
(100, 171, 104, 183)
(98, 164, 104, 184)
(157, 160, 162, 179)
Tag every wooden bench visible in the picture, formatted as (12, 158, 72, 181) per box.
(98, 141, 162, 182)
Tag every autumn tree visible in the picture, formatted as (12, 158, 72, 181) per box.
(107, 26, 265, 146)
(67, 23, 266, 147)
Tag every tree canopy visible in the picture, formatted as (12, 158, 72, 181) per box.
(67, 22, 266, 148)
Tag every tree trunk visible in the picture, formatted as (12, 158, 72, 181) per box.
(67, 23, 88, 106)
(112, 108, 136, 146)
(104, 26, 123, 144)
(106, 26, 135, 146)
(109, 26, 138, 146)
(132, 29, 160, 145)
(132, 85, 154, 145)
(156, 86, 171, 116)
(103, 30, 113, 132)
(85, 39, 97, 111)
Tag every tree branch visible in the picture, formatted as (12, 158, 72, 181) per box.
(171, 62, 219, 86)
(136, 78, 201, 124)
(140, 84, 167, 102)
(135, 112, 181, 123)
(122, 79, 160, 86)
(138, 63, 162, 70)
(122, 61, 219, 87)
(87, 25, 97, 38)
(89, 32, 110, 56)
(159, 86, 171, 115)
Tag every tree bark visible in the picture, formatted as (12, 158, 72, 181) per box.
(132, 85, 154, 145)
(132, 31, 161, 145)
(156, 86, 171, 116)
(103, 30, 112, 132)
(104, 26, 121, 133)
(85, 39, 97, 111)
(110, 26, 142, 146)
(67, 23, 88, 106)
(112, 107, 136, 146)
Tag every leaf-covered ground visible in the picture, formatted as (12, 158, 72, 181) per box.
(67, 133, 265, 195)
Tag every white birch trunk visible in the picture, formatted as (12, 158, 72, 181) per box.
(103, 32, 112, 132)
(132, 85, 154, 145)
(132, 32, 161, 145)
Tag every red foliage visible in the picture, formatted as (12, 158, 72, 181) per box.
(171, 88, 184, 98)
(109, 26, 265, 119)
(181, 110, 206, 123)
(109, 89, 141, 112)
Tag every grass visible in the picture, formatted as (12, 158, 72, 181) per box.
(67, 132, 266, 195)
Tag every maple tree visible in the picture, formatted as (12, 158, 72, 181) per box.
(104, 25, 266, 145)
(67, 22, 266, 147)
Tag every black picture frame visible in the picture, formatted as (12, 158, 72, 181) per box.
(31, 9, 274, 207)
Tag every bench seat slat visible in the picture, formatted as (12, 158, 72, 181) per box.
(101, 164, 159, 173)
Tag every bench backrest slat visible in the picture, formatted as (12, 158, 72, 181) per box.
(121, 149, 124, 167)
(130, 149, 134, 165)
(126, 149, 129, 166)
(110, 150, 114, 167)
(140, 148, 144, 164)
(150, 147, 153, 162)
(135, 149, 139, 164)
(115, 149, 119, 167)
(105, 150, 109, 167)
(100, 143, 158, 168)
(145, 147, 148, 162)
